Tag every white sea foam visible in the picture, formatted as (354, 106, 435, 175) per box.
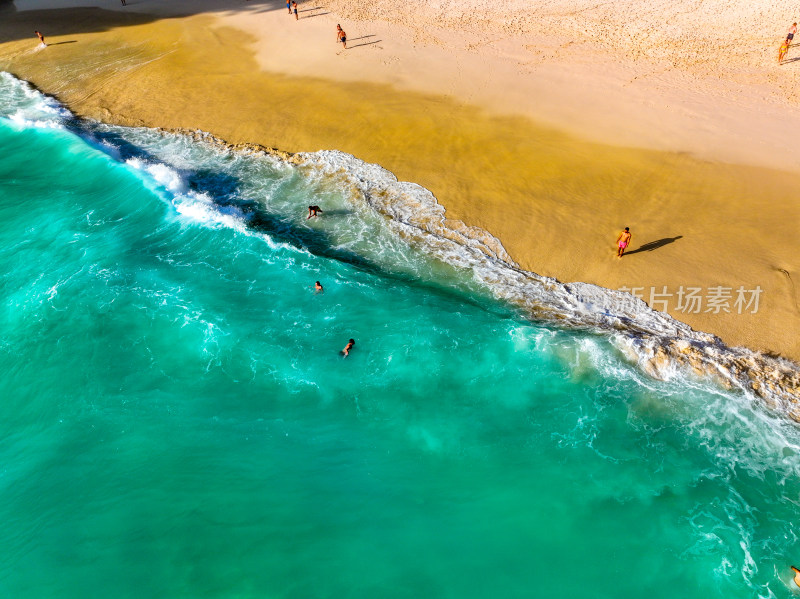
(0, 72, 70, 129)
(124, 156, 252, 235)
(121, 153, 306, 259)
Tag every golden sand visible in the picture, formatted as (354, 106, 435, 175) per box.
(1, 6, 798, 360)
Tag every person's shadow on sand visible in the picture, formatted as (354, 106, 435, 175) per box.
(624, 236, 682, 256)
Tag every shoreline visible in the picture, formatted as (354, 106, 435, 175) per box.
(0, 2, 799, 364)
(4, 72, 798, 410)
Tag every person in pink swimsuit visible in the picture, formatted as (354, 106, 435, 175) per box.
(616, 227, 632, 258)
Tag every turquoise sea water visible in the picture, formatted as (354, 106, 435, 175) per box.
(2, 72, 800, 598)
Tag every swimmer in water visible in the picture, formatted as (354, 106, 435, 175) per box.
(314, 281, 323, 293)
(341, 338, 355, 357)
(307, 205, 323, 219)
(791, 566, 800, 587)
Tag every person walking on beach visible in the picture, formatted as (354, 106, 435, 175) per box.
(286, 0, 292, 14)
(779, 38, 790, 63)
(34, 31, 46, 47)
(787, 23, 797, 43)
(616, 227, 632, 258)
(341, 338, 355, 357)
(292, 1, 298, 20)
(307, 205, 323, 219)
(336, 24, 347, 49)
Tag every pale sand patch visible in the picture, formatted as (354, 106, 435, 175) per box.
(16, 0, 800, 172)
(1, 2, 799, 362)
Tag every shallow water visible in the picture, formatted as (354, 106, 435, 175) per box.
(2, 72, 800, 599)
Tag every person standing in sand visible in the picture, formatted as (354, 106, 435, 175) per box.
(787, 23, 797, 43)
(337, 24, 347, 49)
(292, 1, 298, 20)
(286, 0, 292, 14)
(779, 38, 790, 63)
(616, 227, 632, 258)
(34, 31, 46, 47)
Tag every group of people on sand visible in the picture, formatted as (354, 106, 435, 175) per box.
(283, 0, 348, 49)
(36, 6, 349, 50)
(779, 22, 797, 63)
(308, 209, 356, 357)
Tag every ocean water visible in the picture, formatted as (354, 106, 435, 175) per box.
(2, 71, 800, 599)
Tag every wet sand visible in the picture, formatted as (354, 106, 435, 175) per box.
(1, 2, 798, 361)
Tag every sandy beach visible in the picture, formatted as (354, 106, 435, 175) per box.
(1, 0, 798, 361)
